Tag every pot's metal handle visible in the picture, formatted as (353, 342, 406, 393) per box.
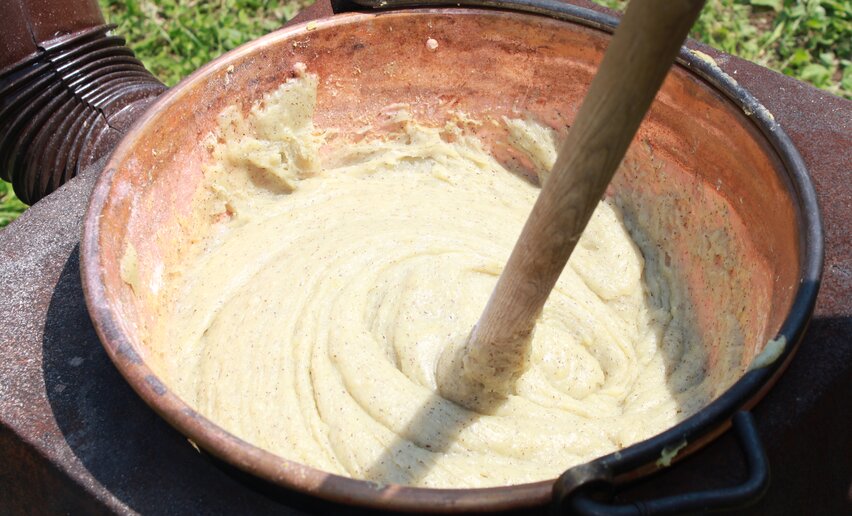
(333, 0, 620, 31)
(553, 412, 769, 515)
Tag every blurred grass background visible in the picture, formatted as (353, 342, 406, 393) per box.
(1, 0, 849, 226)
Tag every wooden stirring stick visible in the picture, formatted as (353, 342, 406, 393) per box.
(438, 0, 706, 410)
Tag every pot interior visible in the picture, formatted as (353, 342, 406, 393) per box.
(86, 8, 801, 511)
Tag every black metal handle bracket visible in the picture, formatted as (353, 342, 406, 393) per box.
(553, 412, 770, 515)
(332, 0, 620, 33)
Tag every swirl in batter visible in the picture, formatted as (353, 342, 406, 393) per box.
(146, 74, 710, 488)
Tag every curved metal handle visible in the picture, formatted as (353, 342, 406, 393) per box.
(557, 412, 769, 515)
(333, 0, 620, 32)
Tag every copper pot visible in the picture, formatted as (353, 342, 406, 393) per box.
(80, 4, 822, 513)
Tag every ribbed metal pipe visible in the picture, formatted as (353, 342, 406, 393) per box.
(0, 25, 165, 204)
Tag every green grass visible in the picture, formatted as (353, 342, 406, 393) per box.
(99, 0, 312, 87)
(0, 181, 27, 227)
(1, 0, 848, 226)
(596, 0, 851, 99)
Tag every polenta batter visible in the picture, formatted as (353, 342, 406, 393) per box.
(146, 73, 713, 488)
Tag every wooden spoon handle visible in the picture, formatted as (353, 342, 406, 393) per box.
(454, 0, 706, 399)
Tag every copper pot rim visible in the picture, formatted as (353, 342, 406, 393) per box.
(80, 6, 824, 513)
